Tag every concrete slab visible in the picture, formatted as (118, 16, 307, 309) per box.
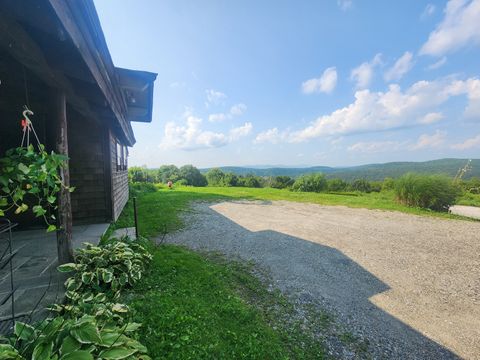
(449, 205, 480, 220)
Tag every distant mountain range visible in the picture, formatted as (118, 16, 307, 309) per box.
(201, 158, 480, 181)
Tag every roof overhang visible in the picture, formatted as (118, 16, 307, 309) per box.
(116, 68, 157, 123)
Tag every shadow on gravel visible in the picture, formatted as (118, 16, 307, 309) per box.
(166, 203, 461, 360)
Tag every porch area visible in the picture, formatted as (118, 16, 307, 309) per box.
(0, 223, 109, 332)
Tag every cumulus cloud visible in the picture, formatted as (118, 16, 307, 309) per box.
(160, 112, 252, 150)
(302, 67, 338, 94)
(451, 134, 480, 149)
(254, 128, 289, 144)
(384, 51, 414, 82)
(280, 76, 480, 143)
(350, 53, 382, 89)
(337, 0, 353, 11)
(208, 103, 247, 122)
(409, 130, 447, 150)
(420, 0, 480, 56)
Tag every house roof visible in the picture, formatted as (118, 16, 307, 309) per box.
(0, 0, 156, 147)
(47, 0, 157, 146)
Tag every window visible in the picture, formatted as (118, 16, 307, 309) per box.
(116, 140, 128, 171)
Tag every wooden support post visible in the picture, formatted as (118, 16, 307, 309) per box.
(53, 90, 74, 264)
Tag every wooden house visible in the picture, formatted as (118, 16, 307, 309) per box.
(0, 0, 157, 262)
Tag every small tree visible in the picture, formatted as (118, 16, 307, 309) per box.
(271, 176, 294, 189)
(327, 178, 347, 192)
(292, 173, 327, 193)
(206, 168, 225, 186)
(179, 165, 207, 186)
(158, 165, 180, 183)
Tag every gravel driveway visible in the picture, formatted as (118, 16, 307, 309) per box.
(163, 200, 480, 359)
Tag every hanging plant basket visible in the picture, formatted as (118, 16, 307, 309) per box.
(0, 144, 74, 232)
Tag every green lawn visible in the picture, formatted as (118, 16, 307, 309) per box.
(116, 186, 469, 237)
(126, 244, 326, 359)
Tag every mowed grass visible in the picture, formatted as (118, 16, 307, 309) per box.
(126, 244, 326, 359)
(116, 185, 469, 237)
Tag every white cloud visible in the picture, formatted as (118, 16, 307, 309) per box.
(427, 56, 447, 70)
(409, 130, 447, 150)
(208, 113, 227, 122)
(350, 53, 382, 89)
(419, 112, 444, 124)
(302, 67, 338, 94)
(254, 128, 288, 144)
(205, 89, 227, 106)
(230, 103, 247, 116)
(229, 122, 253, 140)
(337, 0, 353, 11)
(160, 112, 252, 150)
(451, 134, 480, 149)
(420, 0, 480, 56)
(208, 103, 247, 122)
(348, 141, 403, 153)
(384, 51, 414, 82)
(286, 76, 480, 142)
(421, 3, 436, 19)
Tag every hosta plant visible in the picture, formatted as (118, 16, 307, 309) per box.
(1, 314, 150, 359)
(58, 237, 152, 302)
(0, 144, 74, 231)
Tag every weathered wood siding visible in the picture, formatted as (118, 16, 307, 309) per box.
(68, 112, 110, 224)
(109, 130, 129, 221)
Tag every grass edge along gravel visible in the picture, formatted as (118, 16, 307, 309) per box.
(124, 244, 374, 359)
(115, 186, 475, 238)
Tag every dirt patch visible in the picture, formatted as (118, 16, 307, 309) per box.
(164, 200, 480, 359)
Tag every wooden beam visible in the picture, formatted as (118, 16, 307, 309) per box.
(0, 10, 96, 120)
(52, 90, 74, 264)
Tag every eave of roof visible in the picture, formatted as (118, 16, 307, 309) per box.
(47, 0, 153, 146)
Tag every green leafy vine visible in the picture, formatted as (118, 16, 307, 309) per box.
(0, 144, 74, 231)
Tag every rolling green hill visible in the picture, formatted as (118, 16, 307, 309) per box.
(201, 159, 480, 181)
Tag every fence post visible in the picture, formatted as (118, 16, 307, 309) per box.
(133, 197, 139, 239)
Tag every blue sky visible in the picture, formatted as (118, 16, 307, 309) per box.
(94, 0, 480, 168)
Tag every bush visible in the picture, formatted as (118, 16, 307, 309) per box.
(382, 177, 395, 191)
(270, 176, 294, 189)
(239, 175, 263, 188)
(349, 179, 372, 193)
(327, 178, 348, 192)
(395, 173, 460, 211)
(292, 174, 327, 193)
(179, 165, 207, 186)
(206, 168, 225, 186)
(221, 172, 238, 187)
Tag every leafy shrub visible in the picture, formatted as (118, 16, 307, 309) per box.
(238, 175, 263, 188)
(221, 172, 238, 187)
(292, 174, 327, 193)
(129, 182, 157, 197)
(395, 173, 460, 211)
(1, 236, 152, 359)
(270, 176, 294, 189)
(58, 238, 152, 302)
(382, 177, 395, 191)
(327, 178, 348, 192)
(349, 179, 372, 193)
(179, 165, 207, 186)
(205, 168, 225, 186)
(4, 313, 149, 359)
(174, 179, 188, 186)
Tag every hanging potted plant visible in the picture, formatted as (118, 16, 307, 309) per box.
(0, 108, 74, 231)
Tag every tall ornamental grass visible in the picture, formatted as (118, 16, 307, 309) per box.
(394, 173, 460, 211)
